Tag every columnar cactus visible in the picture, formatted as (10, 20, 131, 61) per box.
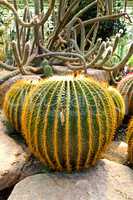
(126, 118, 133, 165)
(117, 74, 133, 115)
(3, 80, 39, 132)
(21, 75, 117, 172)
(108, 86, 125, 126)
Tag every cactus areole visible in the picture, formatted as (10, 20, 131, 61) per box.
(20, 75, 117, 172)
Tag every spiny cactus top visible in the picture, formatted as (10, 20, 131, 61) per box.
(126, 117, 133, 164)
(117, 74, 133, 115)
(21, 75, 117, 172)
(3, 79, 39, 132)
(108, 86, 125, 127)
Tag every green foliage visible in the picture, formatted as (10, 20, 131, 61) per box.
(20, 76, 117, 172)
(42, 60, 54, 78)
(108, 86, 125, 127)
(77, 0, 126, 40)
(128, 56, 133, 67)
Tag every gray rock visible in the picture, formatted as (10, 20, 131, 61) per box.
(103, 141, 128, 164)
(0, 119, 45, 191)
(8, 159, 133, 200)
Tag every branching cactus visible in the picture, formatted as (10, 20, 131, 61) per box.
(117, 74, 133, 115)
(3, 79, 39, 132)
(108, 86, 125, 127)
(0, 0, 132, 81)
(21, 75, 117, 172)
(126, 118, 133, 165)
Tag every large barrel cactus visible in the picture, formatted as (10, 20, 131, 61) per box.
(126, 118, 133, 165)
(21, 75, 117, 172)
(3, 79, 39, 132)
(117, 74, 133, 115)
(108, 87, 125, 127)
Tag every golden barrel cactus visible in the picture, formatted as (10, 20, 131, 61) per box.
(108, 86, 125, 126)
(126, 118, 133, 165)
(21, 75, 117, 172)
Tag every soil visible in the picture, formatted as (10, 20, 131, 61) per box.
(0, 186, 14, 200)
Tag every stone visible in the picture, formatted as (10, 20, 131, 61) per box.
(86, 69, 110, 83)
(103, 141, 128, 164)
(0, 118, 45, 191)
(8, 159, 133, 200)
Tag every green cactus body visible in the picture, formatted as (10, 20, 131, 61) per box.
(108, 86, 125, 126)
(0, 75, 41, 108)
(126, 118, 133, 164)
(117, 74, 133, 115)
(21, 75, 117, 172)
(3, 80, 39, 132)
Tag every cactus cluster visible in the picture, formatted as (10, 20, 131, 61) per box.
(108, 86, 125, 126)
(126, 118, 133, 165)
(16, 75, 116, 172)
(3, 80, 39, 132)
(117, 74, 133, 115)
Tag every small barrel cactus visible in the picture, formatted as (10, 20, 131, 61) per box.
(108, 86, 125, 126)
(117, 74, 133, 115)
(126, 118, 133, 165)
(0, 75, 41, 108)
(3, 79, 39, 132)
(21, 75, 117, 172)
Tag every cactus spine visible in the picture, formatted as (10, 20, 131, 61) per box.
(3, 80, 38, 132)
(117, 74, 133, 115)
(108, 86, 125, 126)
(21, 75, 117, 172)
(126, 118, 133, 165)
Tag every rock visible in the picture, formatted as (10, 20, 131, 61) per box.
(103, 141, 128, 164)
(8, 159, 133, 200)
(87, 69, 110, 83)
(0, 118, 45, 191)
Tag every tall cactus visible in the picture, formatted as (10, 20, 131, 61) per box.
(117, 74, 133, 115)
(3, 80, 39, 132)
(108, 86, 125, 127)
(126, 118, 133, 165)
(21, 75, 117, 172)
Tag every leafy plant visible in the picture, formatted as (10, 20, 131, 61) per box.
(128, 55, 133, 67)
